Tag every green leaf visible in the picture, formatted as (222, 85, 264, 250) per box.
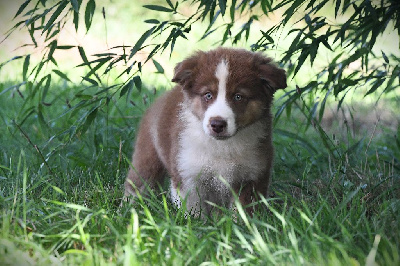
(85, 0, 96, 32)
(56, 45, 75, 49)
(129, 27, 155, 59)
(261, 30, 274, 43)
(294, 48, 309, 76)
(84, 60, 109, 79)
(47, 40, 57, 60)
(120, 79, 133, 98)
(73, 0, 82, 31)
(382, 65, 399, 94)
(37, 104, 49, 132)
(165, 0, 174, 9)
(41, 74, 52, 103)
(283, 0, 304, 25)
(53, 69, 71, 82)
(0, 56, 23, 71)
(143, 5, 173, 12)
(43, 0, 68, 33)
(306, 100, 319, 130)
(0, 82, 26, 97)
(365, 79, 384, 96)
(22, 54, 30, 80)
(334, 0, 341, 18)
(152, 59, 164, 74)
(81, 76, 98, 86)
(319, 88, 332, 121)
(14, 0, 31, 18)
(133, 76, 142, 92)
(218, 0, 227, 15)
(230, 0, 236, 20)
(381, 50, 389, 64)
(144, 19, 160, 24)
(78, 46, 89, 65)
(309, 41, 319, 66)
(70, 0, 79, 12)
(260, 0, 271, 15)
(81, 106, 98, 135)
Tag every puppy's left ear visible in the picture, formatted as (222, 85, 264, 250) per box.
(171, 56, 198, 87)
(172, 62, 191, 84)
(259, 63, 287, 93)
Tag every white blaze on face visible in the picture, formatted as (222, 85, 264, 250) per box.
(202, 59, 237, 137)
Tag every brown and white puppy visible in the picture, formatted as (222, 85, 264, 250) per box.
(124, 48, 287, 216)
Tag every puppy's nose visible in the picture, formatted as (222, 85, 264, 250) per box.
(210, 118, 227, 134)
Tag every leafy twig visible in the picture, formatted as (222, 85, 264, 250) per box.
(13, 120, 56, 177)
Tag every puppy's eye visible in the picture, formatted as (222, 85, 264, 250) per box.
(234, 94, 243, 101)
(204, 92, 213, 102)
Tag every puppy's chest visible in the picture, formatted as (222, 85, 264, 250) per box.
(177, 122, 265, 184)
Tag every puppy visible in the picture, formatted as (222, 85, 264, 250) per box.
(124, 48, 287, 216)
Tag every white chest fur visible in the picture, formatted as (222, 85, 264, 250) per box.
(173, 107, 268, 212)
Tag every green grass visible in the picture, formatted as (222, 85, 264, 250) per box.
(1, 0, 399, 264)
(0, 79, 399, 265)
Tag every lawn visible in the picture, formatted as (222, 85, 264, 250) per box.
(0, 0, 399, 264)
(0, 77, 399, 265)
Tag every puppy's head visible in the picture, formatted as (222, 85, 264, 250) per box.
(172, 48, 287, 139)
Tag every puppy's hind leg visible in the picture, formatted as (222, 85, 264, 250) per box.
(124, 138, 165, 202)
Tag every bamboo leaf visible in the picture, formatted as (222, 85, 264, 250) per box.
(0, 56, 23, 71)
(47, 40, 57, 60)
(143, 5, 173, 13)
(165, 0, 174, 9)
(335, 0, 341, 17)
(22, 54, 30, 80)
(37, 104, 49, 132)
(78, 46, 89, 65)
(129, 27, 155, 59)
(319, 88, 332, 121)
(0, 82, 26, 97)
(70, 0, 79, 12)
(73, 0, 82, 31)
(41, 74, 52, 103)
(218, 0, 227, 15)
(381, 50, 389, 64)
(14, 0, 32, 18)
(81, 106, 98, 135)
(133, 76, 142, 92)
(152, 59, 164, 74)
(365, 79, 384, 96)
(85, 0, 96, 32)
(228, 0, 236, 21)
(144, 19, 160, 24)
(382, 65, 399, 94)
(43, 0, 68, 33)
(84, 60, 108, 79)
(56, 45, 75, 50)
(120, 79, 133, 98)
(294, 48, 309, 76)
(81, 76, 98, 86)
(53, 69, 71, 82)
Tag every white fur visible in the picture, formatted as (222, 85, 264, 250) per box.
(174, 104, 268, 213)
(202, 60, 236, 137)
(170, 183, 182, 207)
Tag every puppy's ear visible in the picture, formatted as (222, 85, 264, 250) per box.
(171, 57, 197, 87)
(259, 62, 287, 93)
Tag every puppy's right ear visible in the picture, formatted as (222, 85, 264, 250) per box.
(171, 56, 198, 87)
